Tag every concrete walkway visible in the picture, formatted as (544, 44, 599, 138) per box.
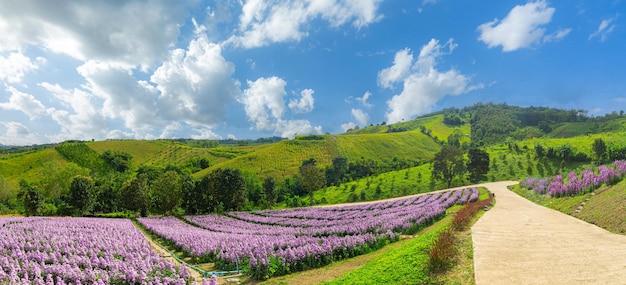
(472, 181, 626, 285)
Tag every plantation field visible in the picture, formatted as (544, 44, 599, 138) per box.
(0, 217, 196, 284)
(137, 188, 479, 281)
(0, 149, 69, 185)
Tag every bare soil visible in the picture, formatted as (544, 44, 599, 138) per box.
(472, 181, 626, 285)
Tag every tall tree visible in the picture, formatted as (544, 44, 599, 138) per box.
(68, 175, 95, 216)
(203, 168, 246, 212)
(120, 174, 149, 216)
(263, 176, 276, 209)
(181, 173, 200, 214)
(432, 146, 466, 188)
(467, 148, 490, 183)
(23, 186, 44, 216)
(150, 170, 182, 214)
(592, 138, 607, 164)
(299, 159, 325, 204)
(325, 156, 348, 186)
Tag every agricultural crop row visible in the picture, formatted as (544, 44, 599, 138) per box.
(0, 217, 202, 285)
(521, 160, 626, 197)
(138, 188, 478, 280)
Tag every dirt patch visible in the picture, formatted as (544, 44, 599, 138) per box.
(472, 181, 626, 285)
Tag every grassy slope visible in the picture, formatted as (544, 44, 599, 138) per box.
(196, 131, 441, 180)
(335, 131, 440, 163)
(312, 164, 434, 205)
(0, 149, 69, 186)
(548, 118, 626, 138)
(344, 114, 470, 145)
(511, 180, 626, 235)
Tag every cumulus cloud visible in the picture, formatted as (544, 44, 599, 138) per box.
(39, 82, 108, 142)
(0, 52, 44, 83)
(76, 61, 161, 135)
(0, 86, 47, 120)
(228, 0, 383, 48)
(379, 39, 481, 124)
(589, 16, 618, 42)
(241, 76, 287, 131)
(288, 89, 315, 113)
(0, 121, 40, 145)
(351, 108, 369, 126)
(72, 33, 240, 139)
(477, 0, 568, 51)
(377, 49, 413, 89)
(151, 35, 240, 127)
(341, 121, 357, 132)
(0, 1, 185, 69)
(240, 76, 321, 138)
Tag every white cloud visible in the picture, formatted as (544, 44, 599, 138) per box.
(151, 35, 240, 127)
(379, 39, 482, 124)
(241, 76, 287, 131)
(341, 122, 357, 132)
(288, 89, 315, 113)
(477, 0, 564, 51)
(190, 128, 222, 140)
(0, 52, 44, 83)
(0, 1, 185, 69)
(0, 121, 40, 145)
(589, 17, 618, 42)
(544, 28, 572, 43)
(39, 82, 108, 141)
(228, 0, 383, 48)
(351, 108, 369, 126)
(356, 91, 374, 108)
(0, 86, 47, 120)
(240, 76, 321, 138)
(378, 48, 413, 88)
(275, 119, 322, 138)
(77, 61, 161, 135)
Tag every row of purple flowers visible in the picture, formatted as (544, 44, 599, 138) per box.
(520, 160, 626, 197)
(0, 217, 206, 285)
(138, 188, 478, 280)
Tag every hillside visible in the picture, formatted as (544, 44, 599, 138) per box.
(2, 102, 626, 216)
(195, 131, 441, 180)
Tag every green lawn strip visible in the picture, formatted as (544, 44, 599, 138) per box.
(322, 217, 453, 285)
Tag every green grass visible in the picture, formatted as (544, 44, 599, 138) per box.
(322, 218, 451, 285)
(312, 164, 435, 205)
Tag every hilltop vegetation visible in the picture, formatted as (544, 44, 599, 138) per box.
(1, 102, 626, 216)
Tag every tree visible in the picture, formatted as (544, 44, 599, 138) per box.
(23, 186, 44, 216)
(263, 176, 277, 209)
(120, 174, 149, 216)
(68, 175, 95, 215)
(101, 150, 132, 172)
(181, 173, 200, 214)
(299, 159, 325, 204)
(432, 146, 466, 188)
(467, 148, 490, 183)
(592, 138, 607, 164)
(325, 156, 348, 186)
(150, 170, 182, 214)
(201, 168, 246, 213)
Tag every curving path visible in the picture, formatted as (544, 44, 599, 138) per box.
(472, 181, 626, 284)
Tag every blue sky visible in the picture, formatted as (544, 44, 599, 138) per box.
(0, 0, 624, 145)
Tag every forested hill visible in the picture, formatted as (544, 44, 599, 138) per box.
(1, 102, 625, 216)
(348, 103, 626, 146)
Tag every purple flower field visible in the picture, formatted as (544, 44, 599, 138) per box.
(521, 160, 626, 197)
(0, 217, 196, 285)
(138, 188, 479, 280)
